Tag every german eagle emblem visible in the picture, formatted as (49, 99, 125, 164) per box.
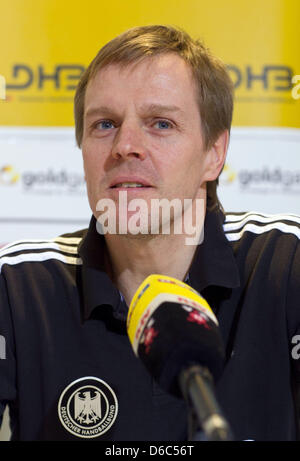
(74, 390, 101, 425)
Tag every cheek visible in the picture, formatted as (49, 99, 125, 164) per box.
(177, 150, 207, 193)
(82, 153, 103, 197)
(165, 143, 203, 177)
(82, 143, 103, 175)
(82, 137, 112, 169)
(82, 153, 95, 175)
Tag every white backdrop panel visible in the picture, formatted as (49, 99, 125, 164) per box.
(219, 128, 300, 214)
(0, 128, 90, 244)
(0, 127, 300, 246)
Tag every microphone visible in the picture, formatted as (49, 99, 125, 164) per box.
(127, 274, 233, 441)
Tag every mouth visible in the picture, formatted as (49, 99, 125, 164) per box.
(109, 177, 153, 190)
(110, 182, 152, 189)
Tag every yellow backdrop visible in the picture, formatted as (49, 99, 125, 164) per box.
(0, 0, 299, 127)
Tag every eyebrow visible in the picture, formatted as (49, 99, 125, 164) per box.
(84, 103, 184, 119)
(85, 106, 115, 119)
(139, 103, 184, 115)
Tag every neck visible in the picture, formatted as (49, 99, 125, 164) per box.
(106, 235, 196, 306)
(104, 232, 200, 308)
(102, 191, 206, 307)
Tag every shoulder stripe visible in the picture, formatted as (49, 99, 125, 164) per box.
(53, 237, 83, 245)
(224, 222, 300, 242)
(224, 212, 300, 241)
(2, 236, 82, 252)
(225, 211, 300, 225)
(0, 241, 80, 258)
(0, 251, 83, 273)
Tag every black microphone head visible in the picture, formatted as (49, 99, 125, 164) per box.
(127, 275, 225, 398)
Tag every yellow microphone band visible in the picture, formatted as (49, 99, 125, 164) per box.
(127, 274, 216, 350)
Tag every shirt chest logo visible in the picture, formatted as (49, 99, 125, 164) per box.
(58, 376, 118, 438)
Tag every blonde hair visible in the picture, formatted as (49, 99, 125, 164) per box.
(74, 25, 233, 210)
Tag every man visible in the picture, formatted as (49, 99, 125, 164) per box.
(0, 25, 299, 441)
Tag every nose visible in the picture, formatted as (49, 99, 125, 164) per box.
(111, 120, 147, 161)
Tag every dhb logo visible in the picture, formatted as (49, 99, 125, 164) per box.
(3, 64, 297, 95)
(227, 65, 294, 91)
(5, 64, 85, 91)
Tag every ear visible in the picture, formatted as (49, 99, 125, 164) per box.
(203, 130, 229, 182)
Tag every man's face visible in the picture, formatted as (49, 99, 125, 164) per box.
(82, 54, 218, 234)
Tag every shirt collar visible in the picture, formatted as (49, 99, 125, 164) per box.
(78, 208, 240, 320)
(78, 216, 121, 320)
(188, 206, 240, 293)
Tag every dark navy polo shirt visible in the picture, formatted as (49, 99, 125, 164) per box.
(0, 208, 300, 440)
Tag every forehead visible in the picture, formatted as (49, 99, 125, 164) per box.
(84, 54, 198, 112)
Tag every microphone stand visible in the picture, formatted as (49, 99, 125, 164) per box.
(179, 364, 234, 441)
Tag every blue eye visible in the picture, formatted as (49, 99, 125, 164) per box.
(156, 120, 172, 129)
(97, 120, 114, 130)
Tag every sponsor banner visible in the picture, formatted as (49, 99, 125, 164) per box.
(0, 0, 299, 128)
(0, 127, 90, 242)
(0, 126, 300, 246)
(218, 127, 300, 214)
